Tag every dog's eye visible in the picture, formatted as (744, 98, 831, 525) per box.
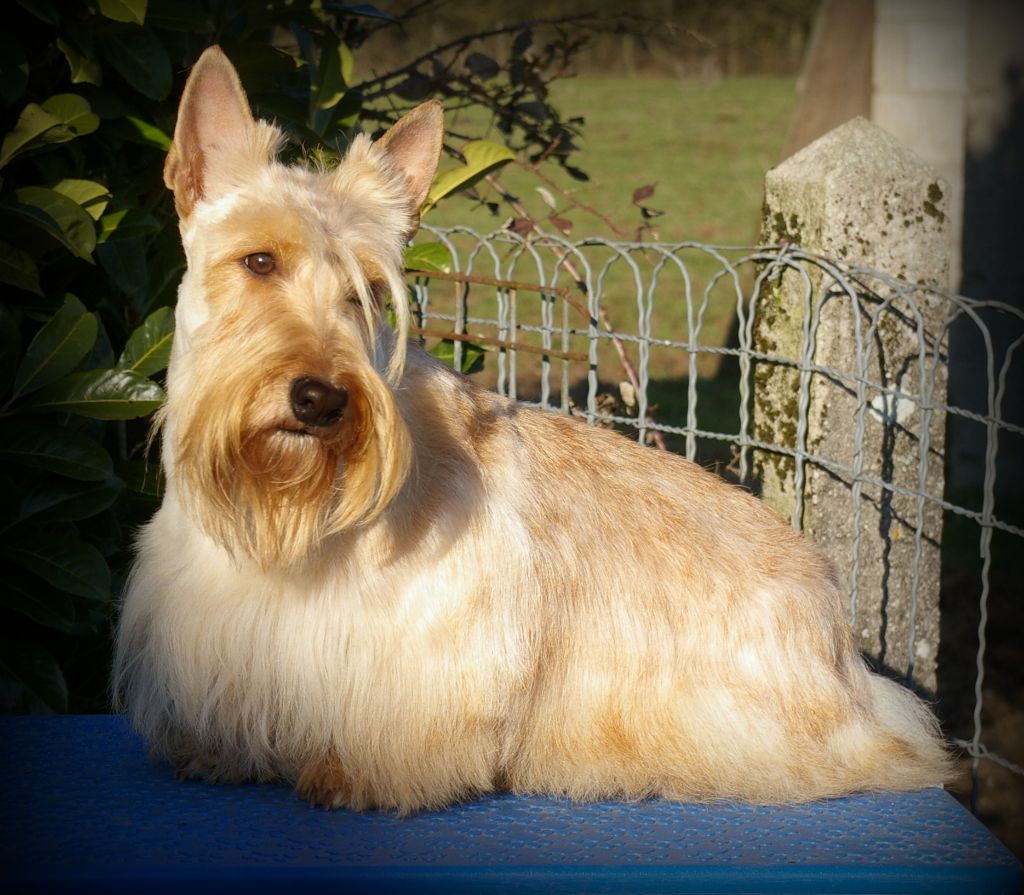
(243, 253, 276, 276)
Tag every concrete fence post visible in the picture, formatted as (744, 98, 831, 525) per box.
(753, 117, 950, 694)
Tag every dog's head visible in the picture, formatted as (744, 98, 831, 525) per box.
(160, 46, 443, 568)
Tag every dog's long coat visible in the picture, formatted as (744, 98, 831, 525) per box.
(113, 46, 951, 812)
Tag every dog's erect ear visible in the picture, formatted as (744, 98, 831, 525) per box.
(164, 46, 256, 219)
(375, 100, 444, 221)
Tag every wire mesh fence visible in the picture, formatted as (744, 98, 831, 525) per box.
(410, 225, 1024, 803)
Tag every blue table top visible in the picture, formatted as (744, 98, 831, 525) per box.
(1, 714, 1020, 894)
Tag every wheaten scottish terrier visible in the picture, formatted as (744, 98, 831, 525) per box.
(113, 46, 951, 812)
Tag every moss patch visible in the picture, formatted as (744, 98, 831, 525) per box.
(923, 181, 946, 223)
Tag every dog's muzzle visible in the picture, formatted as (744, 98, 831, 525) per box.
(290, 377, 348, 428)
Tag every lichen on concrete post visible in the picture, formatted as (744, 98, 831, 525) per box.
(753, 116, 950, 694)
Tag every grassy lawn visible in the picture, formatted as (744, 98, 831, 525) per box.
(427, 75, 797, 244)
(417, 75, 798, 460)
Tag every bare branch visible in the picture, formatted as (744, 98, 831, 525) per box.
(355, 13, 598, 97)
(517, 158, 629, 239)
(483, 172, 667, 450)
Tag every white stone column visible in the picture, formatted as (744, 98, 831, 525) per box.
(754, 117, 950, 693)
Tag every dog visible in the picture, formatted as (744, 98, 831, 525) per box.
(113, 46, 951, 813)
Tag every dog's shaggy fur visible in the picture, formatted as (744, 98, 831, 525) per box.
(113, 46, 952, 812)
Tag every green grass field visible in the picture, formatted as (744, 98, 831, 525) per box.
(427, 75, 798, 244)
(417, 75, 798, 459)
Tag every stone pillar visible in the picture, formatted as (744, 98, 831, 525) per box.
(754, 117, 949, 693)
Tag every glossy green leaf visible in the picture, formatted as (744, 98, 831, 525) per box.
(57, 38, 103, 85)
(0, 103, 63, 169)
(53, 179, 111, 221)
(99, 0, 147, 24)
(312, 36, 352, 112)
(404, 242, 453, 274)
(0, 422, 112, 481)
(82, 321, 116, 372)
(97, 207, 160, 243)
(429, 339, 486, 375)
(139, 229, 186, 314)
(12, 186, 97, 259)
(118, 306, 174, 376)
(0, 240, 42, 295)
(424, 140, 516, 212)
(18, 477, 125, 525)
(310, 35, 356, 137)
(2, 524, 111, 602)
(0, 639, 68, 713)
(13, 296, 97, 400)
(122, 115, 171, 150)
(24, 368, 166, 419)
(318, 90, 362, 138)
(97, 27, 171, 101)
(97, 237, 148, 299)
(227, 43, 303, 95)
(40, 94, 99, 137)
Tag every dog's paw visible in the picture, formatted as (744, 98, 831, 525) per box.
(296, 756, 354, 810)
(173, 752, 247, 784)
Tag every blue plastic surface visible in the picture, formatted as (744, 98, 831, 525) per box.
(1, 714, 1020, 894)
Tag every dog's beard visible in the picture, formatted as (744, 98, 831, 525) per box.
(171, 352, 411, 569)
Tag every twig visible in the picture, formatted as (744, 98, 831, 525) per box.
(482, 172, 668, 450)
(517, 158, 629, 239)
(356, 13, 597, 98)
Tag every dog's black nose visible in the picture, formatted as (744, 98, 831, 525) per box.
(290, 377, 348, 428)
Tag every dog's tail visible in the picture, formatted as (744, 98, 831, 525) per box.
(844, 670, 956, 793)
(762, 667, 956, 802)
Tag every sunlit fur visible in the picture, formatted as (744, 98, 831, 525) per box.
(114, 47, 952, 813)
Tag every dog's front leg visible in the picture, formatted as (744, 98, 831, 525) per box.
(169, 739, 254, 785)
(174, 752, 242, 784)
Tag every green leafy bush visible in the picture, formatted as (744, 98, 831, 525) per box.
(0, 297, 168, 711)
(0, 0, 589, 712)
